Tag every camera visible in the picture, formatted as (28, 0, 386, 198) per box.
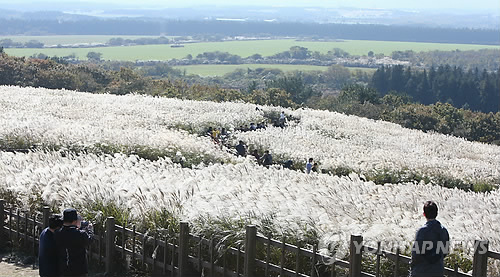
(80, 221, 89, 229)
(79, 220, 93, 233)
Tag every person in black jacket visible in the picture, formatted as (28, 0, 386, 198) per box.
(262, 150, 273, 167)
(235, 141, 246, 157)
(55, 208, 93, 277)
(39, 214, 63, 277)
(410, 201, 450, 277)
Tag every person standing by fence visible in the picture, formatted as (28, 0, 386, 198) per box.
(55, 208, 93, 277)
(410, 201, 450, 277)
(39, 214, 63, 277)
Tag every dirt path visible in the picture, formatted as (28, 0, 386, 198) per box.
(0, 257, 38, 277)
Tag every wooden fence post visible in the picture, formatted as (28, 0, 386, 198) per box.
(472, 240, 489, 277)
(178, 222, 189, 277)
(244, 225, 257, 277)
(42, 206, 50, 228)
(349, 235, 363, 277)
(0, 199, 5, 228)
(105, 217, 116, 275)
(0, 199, 5, 247)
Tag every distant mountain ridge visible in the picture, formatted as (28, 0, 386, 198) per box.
(0, 9, 94, 20)
(0, 5, 498, 28)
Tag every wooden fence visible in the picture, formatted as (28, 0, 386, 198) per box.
(1, 199, 499, 277)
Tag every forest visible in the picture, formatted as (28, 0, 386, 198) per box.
(371, 65, 500, 113)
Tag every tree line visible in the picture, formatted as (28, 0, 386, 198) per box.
(391, 49, 500, 71)
(371, 65, 500, 113)
(0, 52, 296, 106)
(1, 18, 498, 45)
(0, 38, 44, 48)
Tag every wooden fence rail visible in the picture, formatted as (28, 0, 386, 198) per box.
(0, 199, 498, 277)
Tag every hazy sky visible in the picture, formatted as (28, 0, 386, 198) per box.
(137, 0, 500, 11)
(3, 0, 500, 12)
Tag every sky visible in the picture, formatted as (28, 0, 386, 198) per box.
(139, 0, 500, 11)
(3, 0, 500, 12)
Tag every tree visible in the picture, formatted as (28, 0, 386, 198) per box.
(323, 65, 351, 89)
(265, 73, 318, 104)
(371, 65, 389, 94)
(247, 80, 258, 94)
(24, 40, 44, 48)
(339, 84, 380, 104)
(31, 53, 48, 60)
(367, 51, 374, 57)
(289, 46, 310, 59)
(249, 53, 262, 60)
(108, 37, 125, 46)
(87, 52, 102, 62)
(388, 65, 405, 92)
(329, 48, 349, 58)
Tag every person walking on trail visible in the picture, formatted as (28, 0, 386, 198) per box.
(39, 214, 63, 277)
(279, 111, 286, 127)
(235, 140, 246, 157)
(212, 128, 220, 141)
(55, 208, 93, 277)
(262, 150, 273, 167)
(220, 128, 228, 144)
(306, 158, 313, 174)
(410, 201, 449, 277)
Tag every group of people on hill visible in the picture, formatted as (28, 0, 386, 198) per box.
(204, 111, 289, 166)
(235, 140, 273, 167)
(237, 122, 267, 132)
(205, 112, 318, 174)
(206, 127, 229, 144)
(205, 110, 289, 143)
(305, 158, 319, 174)
(39, 208, 93, 277)
(203, 109, 311, 171)
(205, 121, 266, 145)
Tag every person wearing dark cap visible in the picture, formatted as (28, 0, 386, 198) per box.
(55, 208, 93, 277)
(410, 201, 450, 277)
(39, 214, 63, 277)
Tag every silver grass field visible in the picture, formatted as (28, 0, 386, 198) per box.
(0, 86, 499, 273)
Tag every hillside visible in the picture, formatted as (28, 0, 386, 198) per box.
(1, 86, 499, 262)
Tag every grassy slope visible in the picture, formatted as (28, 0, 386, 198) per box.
(4, 38, 499, 61)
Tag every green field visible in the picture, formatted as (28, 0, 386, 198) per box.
(174, 64, 375, 76)
(0, 35, 163, 45)
(4, 38, 499, 61)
